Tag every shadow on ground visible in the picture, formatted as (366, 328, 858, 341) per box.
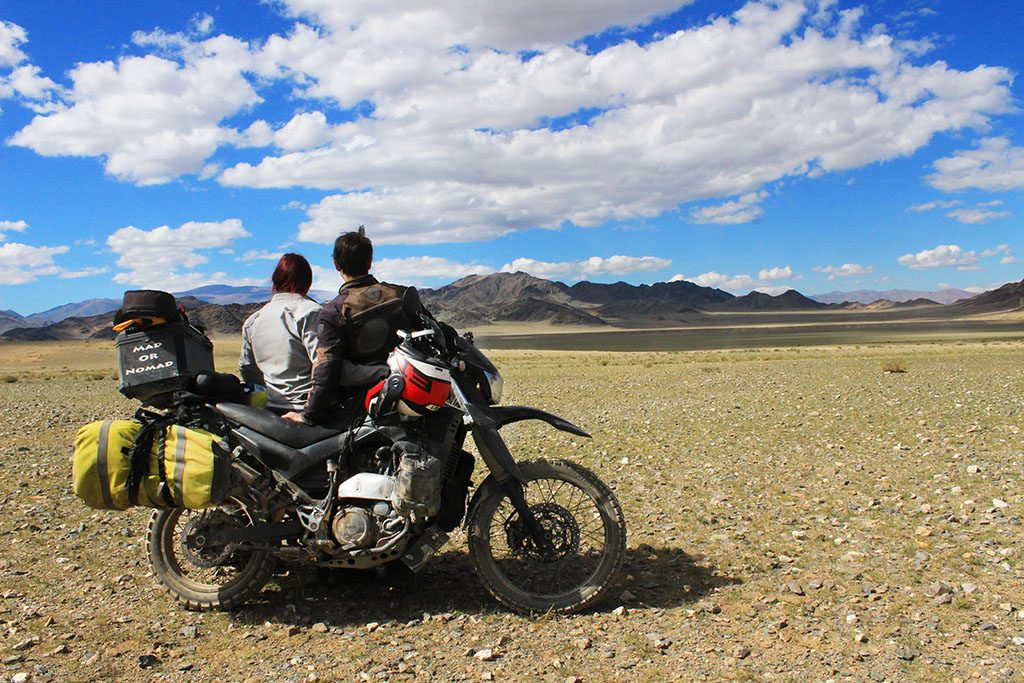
(231, 542, 741, 627)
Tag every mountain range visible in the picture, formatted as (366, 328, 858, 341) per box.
(810, 288, 974, 305)
(3, 273, 1022, 342)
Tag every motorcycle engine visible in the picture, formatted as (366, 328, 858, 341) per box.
(331, 506, 378, 549)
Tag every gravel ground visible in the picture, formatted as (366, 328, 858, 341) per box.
(1, 341, 1022, 682)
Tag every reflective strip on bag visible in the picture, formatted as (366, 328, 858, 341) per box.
(95, 421, 115, 509)
(172, 425, 188, 507)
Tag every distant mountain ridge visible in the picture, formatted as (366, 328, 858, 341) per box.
(812, 288, 973, 305)
(4, 275, 1022, 341)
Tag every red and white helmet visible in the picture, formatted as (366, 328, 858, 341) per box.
(365, 345, 452, 417)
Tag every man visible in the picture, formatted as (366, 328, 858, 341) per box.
(284, 226, 418, 426)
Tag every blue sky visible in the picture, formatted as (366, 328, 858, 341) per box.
(1, 0, 1022, 314)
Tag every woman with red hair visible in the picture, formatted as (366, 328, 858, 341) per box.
(239, 253, 321, 414)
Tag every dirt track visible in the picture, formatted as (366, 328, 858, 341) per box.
(1, 342, 1023, 682)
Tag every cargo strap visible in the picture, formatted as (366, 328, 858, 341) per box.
(126, 409, 177, 506)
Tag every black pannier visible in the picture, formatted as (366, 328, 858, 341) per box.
(114, 290, 214, 407)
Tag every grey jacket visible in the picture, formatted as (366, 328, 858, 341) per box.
(239, 293, 321, 410)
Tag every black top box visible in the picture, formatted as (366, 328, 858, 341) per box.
(116, 322, 214, 407)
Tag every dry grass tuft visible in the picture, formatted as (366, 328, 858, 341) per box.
(880, 359, 907, 373)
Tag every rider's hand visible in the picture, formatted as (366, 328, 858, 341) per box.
(282, 411, 308, 424)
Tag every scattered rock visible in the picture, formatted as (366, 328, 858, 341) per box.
(573, 637, 591, 651)
(311, 622, 329, 634)
(473, 648, 495, 662)
(895, 647, 919, 661)
(733, 646, 751, 659)
(138, 654, 159, 669)
(785, 581, 804, 596)
(180, 625, 198, 639)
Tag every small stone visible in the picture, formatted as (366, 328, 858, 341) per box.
(915, 526, 932, 537)
(564, 677, 582, 683)
(993, 499, 1009, 510)
(924, 582, 953, 597)
(962, 583, 978, 594)
(138, 654, 159, 669)
(573, 637, 591, 651)
(12, 674, 30, 683)
(846, 614, 858, 625)
(786, 581, 804, 596)
(365, 622, 379, 633)
(611, 606, 627, 616)
(178, 662, 194, 672)
(180, 625, 198, 639)
(854, 633, 867, 643)
(311, 622, 329, 633)
(287, 626, 302, 637)
(966, 465, 981, 474)
(895, 647, 918, 661)
(978, 622, 997, 631)
(473, 648, 494, 661)
(480, 673, 494, 682)
(932, 593, 953, 606)
(733, 646, 751, 660)
(13, 639, 38, 652)
(48, 645, 69, 656)
(4, 655, 25, 665)
(645, 633, 670, 649)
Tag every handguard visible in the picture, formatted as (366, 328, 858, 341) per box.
(366, 373, 406, 420)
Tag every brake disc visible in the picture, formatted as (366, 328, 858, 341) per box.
(505, 502, 581, 563)
(180, 510, 241, 568)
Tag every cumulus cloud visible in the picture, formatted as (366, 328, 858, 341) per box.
(927, 137, 1024, 192)
(0, 21, 60, 111)
(0, 242, 70, 285)
(691, 192, 767, 225)
(106, 219, 254, 290)
(9, 35, 259, 185)
(502, 255, 670, 280)
(5, 2, 1017, 240)
(0, 219, 29, 242)
(224, 1, 1012, 243)
(897, 243, 1012, 271)
(59, 266, 108, 279)
(813, 263, 874, 280)
(674, 264, 797, 293)
(376, 256, 495, 284)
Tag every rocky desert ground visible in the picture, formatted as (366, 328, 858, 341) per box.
(1, 339, 1023, 682)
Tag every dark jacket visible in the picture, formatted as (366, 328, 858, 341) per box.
(303, 274, 418, 424)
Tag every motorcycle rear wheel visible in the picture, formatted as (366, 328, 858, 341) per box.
(468, 459, 626, 614)
(146, 502, 275, 611)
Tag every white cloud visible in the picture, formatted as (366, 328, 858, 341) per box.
(813, 263, 874, 280)
(6, 1, 1017, 241)
(691, 192, 767, 225)
(0, 219, 29, 242)
(945, 207, 1010, 224)
(59, 266, 108, 279)
(238, 249, 285, 262)
(908, 200, 960, 212)
(9, 35, 259, 185)
(0, 21, 60, 110)
(758, 265, 794, 281)
(927, 137, 1024, 192)
(897, 243, 1012, 271)
(0, 242, 69, 285)
(106, 219, 252, 290)
(677, 265, 797, 294)
(376, 256, 495, 284)
(501, 255, 670, 280)
(0, 21, 28, 67)
(274, 111, 333, 151)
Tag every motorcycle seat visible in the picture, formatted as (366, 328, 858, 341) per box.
(215, 403, 343, 449)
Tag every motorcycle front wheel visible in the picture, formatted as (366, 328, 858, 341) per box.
(146, 502, 275, 611)
(468, 459, 626, 614)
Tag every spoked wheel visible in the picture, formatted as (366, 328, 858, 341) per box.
(468, 459, 626, 614)
(146, 501, 275, 611)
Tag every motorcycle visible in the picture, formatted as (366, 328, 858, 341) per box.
(146, 310, 627, 614)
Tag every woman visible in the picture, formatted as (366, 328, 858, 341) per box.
(239, 253, 321, 415)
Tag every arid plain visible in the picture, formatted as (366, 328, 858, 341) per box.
(1, 332, 1023, 682)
